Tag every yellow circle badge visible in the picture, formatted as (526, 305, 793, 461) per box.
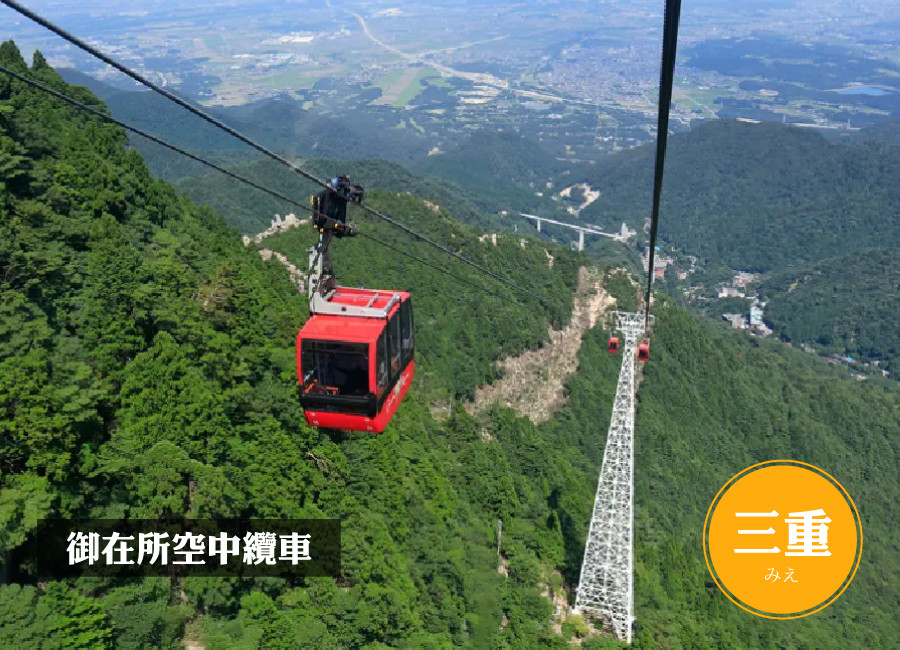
(703, 460, 862, 619)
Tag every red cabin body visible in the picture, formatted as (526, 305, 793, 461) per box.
(297, 288, 414, 433)
(607, 336, 620, 353)
(637, 341, 650, 362)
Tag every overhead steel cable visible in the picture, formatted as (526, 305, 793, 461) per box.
(358, 232, 523, 306)
(0, 65, 526, 308)
(359, 203, 548, 306)
(643, 0, 683, 330)
(0, 0, 329, 189)
(0, 64, 312, 213)
(2, 0, 551, 306)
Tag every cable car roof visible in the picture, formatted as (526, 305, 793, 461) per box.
(329, 287, 409, 314)
(298, 314, 384, 344)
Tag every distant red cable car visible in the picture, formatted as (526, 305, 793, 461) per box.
(297, 181, 414, 433)
(637, 340, 650, 362)
(607, 336, 620, 353)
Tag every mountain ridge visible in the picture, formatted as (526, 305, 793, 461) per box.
(579, 119, 900, 272)
(759, 246, 900, 372)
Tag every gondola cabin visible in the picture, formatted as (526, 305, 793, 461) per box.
(297, 288, 414, 433)
(637, 341, 650, 362)
(607, 336, 620, 353)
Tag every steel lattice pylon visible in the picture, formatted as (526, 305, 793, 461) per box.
(574, 311, 647, 644)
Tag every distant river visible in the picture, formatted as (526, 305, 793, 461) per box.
(834, 85, 894, 96)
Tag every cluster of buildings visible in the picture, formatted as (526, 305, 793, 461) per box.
(733, 271, 761, 287)
(824, 353, 891, 381)
(721, 300, 773, 337)
(642, 246, 675, 279)
(676, 263, 893, 380)
(713, 271, 772, 337)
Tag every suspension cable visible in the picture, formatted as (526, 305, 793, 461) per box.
(360, 203, 547, 305)
(0, 0, 328, 189)
(358, 232, 522, 306)
(643, 0, 683, 330)
(0, 65, 527, 308)
(0, 64, 312, 213)
(1, 0, 555, 306)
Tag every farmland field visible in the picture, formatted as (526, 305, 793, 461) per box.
(372, 66, 442, 106)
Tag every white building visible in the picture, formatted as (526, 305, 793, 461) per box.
(717, 287, 745, 299)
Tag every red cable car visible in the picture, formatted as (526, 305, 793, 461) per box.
(607, 336, 620, 353)
(298, 289, 414, 432)
(297, 182, 414, 433)
(637, 340, 650, 362)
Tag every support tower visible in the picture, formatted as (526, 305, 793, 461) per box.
(574, 311, 646, 643)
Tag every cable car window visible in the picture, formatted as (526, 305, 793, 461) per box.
(388, 311, 402, 377)
(301, 340, 369, 396)
(376, 330, 389, 391)
(400, 299, 413, 364)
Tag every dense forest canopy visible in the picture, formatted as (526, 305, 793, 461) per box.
(169, 155, 501, 235)
(0, 42, 589, 648)
(759, 247, 900, 372)
(419, 129, 570, 214)
(851, 115, 900, 145)
(1, 42, 898, 648)
(579, 120, 900, 273)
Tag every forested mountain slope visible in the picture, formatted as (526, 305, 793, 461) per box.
(169, 156, 499, 235)
(579, 120, 900, 272)
(852, 115, 900, 145)
(0, 43, 587, 648)
(759, 247, 900, 372)
(420, 129, 571, 214)
(57, 69, 424, 165)
(2, 44, 899, 649)
(628, 304, 899, 647)
(57, 69, 565, 225)
(58, 69, 900, 279)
